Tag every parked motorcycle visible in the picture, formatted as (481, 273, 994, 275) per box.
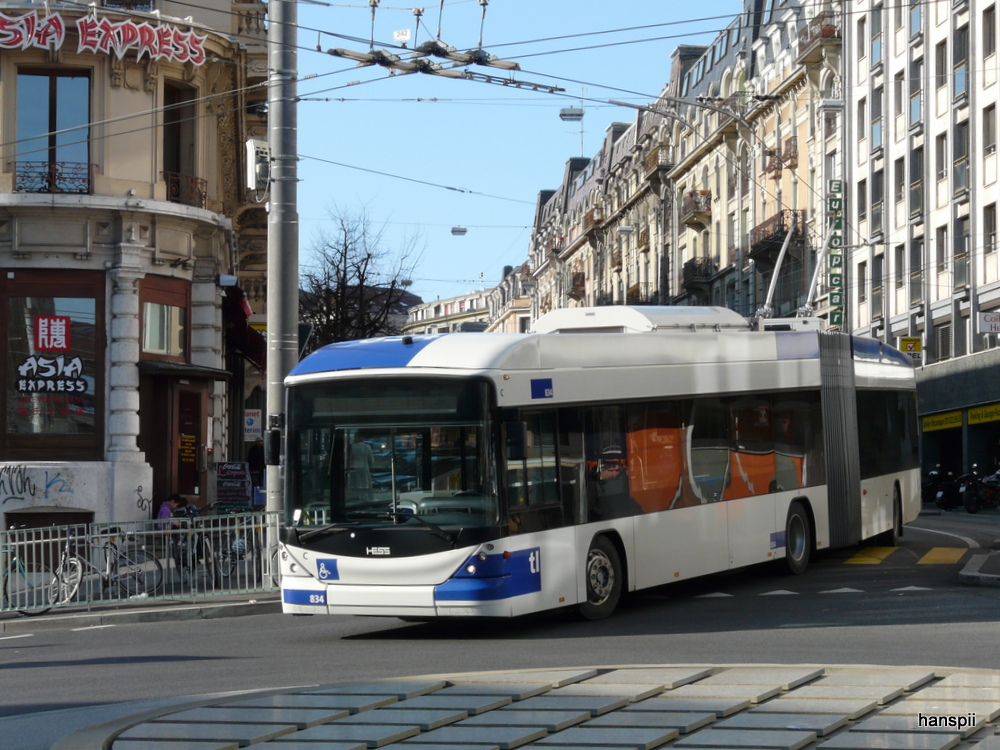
(958, 465, 982, 513)
(927, 468, 963, 511)
(963, 466, 1000, 514)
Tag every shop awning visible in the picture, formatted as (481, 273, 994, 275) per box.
(137, 360, 231, 380)
(223, 286, 266, 371)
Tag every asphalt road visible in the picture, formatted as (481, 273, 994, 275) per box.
(2, 508, 998, 750)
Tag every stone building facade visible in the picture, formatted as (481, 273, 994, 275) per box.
(0, 0, 268, 527)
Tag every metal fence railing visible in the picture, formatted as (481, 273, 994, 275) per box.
(1, 511, 282, 615)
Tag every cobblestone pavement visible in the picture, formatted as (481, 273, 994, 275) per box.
(54, 664, 1000, 750)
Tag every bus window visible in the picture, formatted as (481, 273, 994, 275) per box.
(507, 411, 566, 534)
(626, 402, 685, 512)
(585, 406, 641, 520)
(728, 396, 776, 498)
(688, 399, 731, 503)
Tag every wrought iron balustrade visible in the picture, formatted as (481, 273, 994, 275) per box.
(163, 171, 207, 209)
(12, 161, 94, 194)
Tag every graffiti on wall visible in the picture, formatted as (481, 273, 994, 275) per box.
(0, 465, 75, 504)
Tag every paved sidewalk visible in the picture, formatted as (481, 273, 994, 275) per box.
(53, 664, 1000, 750)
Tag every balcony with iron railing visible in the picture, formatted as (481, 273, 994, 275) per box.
(583, 209, 604, 235)
(682, 256, 717, 293)
(11, 161, 94, 194)
(163, 172, 207, 209)
(796, 13, 841, 65)
(643, 145, 674, 180)
(749, 209, 807, 270)
(680, 190, 712, 228)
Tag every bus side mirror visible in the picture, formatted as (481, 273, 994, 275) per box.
(264, 428, 282, 466)
(505, 423, 528, 462)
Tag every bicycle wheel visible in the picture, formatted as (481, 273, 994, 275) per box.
(5, 558, 55, 616)
(213, 531, 238, 581)
(51, 556, 83, 605)
(115, 546, 163, 596)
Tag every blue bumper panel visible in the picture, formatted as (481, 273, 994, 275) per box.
(436, 548, 541, 602)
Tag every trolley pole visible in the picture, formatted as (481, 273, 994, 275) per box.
(265, 0, 299, 517)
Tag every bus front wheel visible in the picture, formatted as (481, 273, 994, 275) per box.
(580, 536, 622, 620)
(784, 503, 812, 575)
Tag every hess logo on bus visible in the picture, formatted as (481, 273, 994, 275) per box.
(366, 547, 391, 556)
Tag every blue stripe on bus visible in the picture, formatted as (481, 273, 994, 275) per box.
(770, 531, 785, 550)
(851, 336, 914, 367)
(290, 335, 443, 376)
(531, 378, 554, 399)
(435, 548, 542, 601)
(283, 588, 327, 606)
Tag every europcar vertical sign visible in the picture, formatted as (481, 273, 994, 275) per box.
(827, 180, 844, 328)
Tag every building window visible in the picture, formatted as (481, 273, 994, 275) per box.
(954, 25, 969, 98)
(954, 216, 970, 288)
(871, 6, 883, 66)
(871, 254, 884, 318)
(895, 244, 906, 288)
(936, 323, 952, 361)
(1, 270, 104, 461)
(909, 239, 924, 306)
(985, 104, 997, 155)
(910, 59, 923, 126)
(871, 87, 883, 150)
(872, 169, 884, 235)
(935, 41, 948, 91)
(936, 133, 948, 180)
(858, 98, 867, 141)
(858, 178, 868, 223)
(986, 204, 997, 255)
(954, 120, 969, 192)
(894, 71, 905, 119)
(163, 81, 204, 208)
(140, 277, 190, 361)
(894, 158, 905, 203)
(858, 17, 867, 60)
(936, 225, 948, 273)
(909, 0, 922, 37)
(15, 69, 91, 194)
(986, 5, 997, 58)
(858, 260, 868, 303)
(910, 146, 924, 215)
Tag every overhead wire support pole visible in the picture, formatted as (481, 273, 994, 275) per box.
(266, 0, 299, 519)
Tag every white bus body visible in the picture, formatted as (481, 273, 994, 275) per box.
(278, 307, 920, 619)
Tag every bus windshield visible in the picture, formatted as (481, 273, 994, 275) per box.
(286, 378, 498, 530)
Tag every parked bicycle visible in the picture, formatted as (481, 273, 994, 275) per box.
(1, 530, 56, 616)
(52, 526, 163, 604)
(167, 513, 217, 589)
(206, 507, 279, 588)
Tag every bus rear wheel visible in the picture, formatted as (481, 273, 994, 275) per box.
(783, 503, 812, 575)
(580, 536, 622, 620)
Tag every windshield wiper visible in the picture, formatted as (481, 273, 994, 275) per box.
(298, 525, 352, 543)
(386, 511, 457, 545)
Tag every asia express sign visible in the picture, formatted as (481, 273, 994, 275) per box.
(0, 10, 207, 65)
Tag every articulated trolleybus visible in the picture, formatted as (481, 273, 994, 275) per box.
(278, 306, 920, 620)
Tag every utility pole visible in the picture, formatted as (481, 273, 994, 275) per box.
(265, 0, 298, 518)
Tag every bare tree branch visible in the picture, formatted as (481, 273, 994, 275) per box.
(300, 208, 422, 354)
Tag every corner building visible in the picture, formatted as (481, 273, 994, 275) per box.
(0, 1, 268, 527)
(845, 0, 1000, 473)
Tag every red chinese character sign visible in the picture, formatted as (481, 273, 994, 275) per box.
(33, 315, 71, 352)
(0, 10, 207, 65)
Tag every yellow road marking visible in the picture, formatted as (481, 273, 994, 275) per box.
(845, 547, 898, 564)
(917, 547, 967, 565)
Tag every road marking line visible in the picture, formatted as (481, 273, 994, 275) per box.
(845, 546, 898, 564)
(917, 547, 967, 565)
(891, 586, 933, 591)
(907, 524, 979, 549)
(759, 590, 798, 595)
(820, 587, 865, 593)
(71, 624, 116, 632)
(0, 634, 34, 640)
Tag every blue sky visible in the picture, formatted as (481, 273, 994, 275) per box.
(293, 1, 740, 304)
